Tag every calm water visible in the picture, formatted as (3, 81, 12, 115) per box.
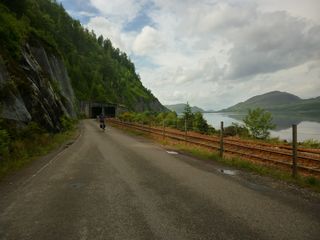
(203, 112, 320, 142)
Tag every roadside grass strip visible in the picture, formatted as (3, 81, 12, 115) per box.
(111, 122, 320, 192)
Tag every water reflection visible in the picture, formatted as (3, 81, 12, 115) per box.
(203, 112, 320, 141)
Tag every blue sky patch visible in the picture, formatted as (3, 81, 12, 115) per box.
(57, 0, 98, 24)
(123, 1, 155, 32)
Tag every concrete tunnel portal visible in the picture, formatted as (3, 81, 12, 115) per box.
(91, 106, 116, 118)
(80, 101, 127, 118)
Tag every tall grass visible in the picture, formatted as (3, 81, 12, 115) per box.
(0, 118, 78, 180)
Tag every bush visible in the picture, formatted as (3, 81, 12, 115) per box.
(208, 126, 216, 135)
(164, 112, 178, 128)
(155, 112, 167, 125)
(300, 139, 320, 149)
(243, 108, 275, 139)
(223, 125, 237, 136)
(19, 122, 45, 139)
(119, 112, 135, 122)
(231, 122, 250, 137)
(60, 115, 76, 132)
(0, 3, 29, 57)
(0, 129, 10, 159)
(193, 112, 209, 134)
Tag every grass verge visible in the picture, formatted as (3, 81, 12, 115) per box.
(172, 143, 320, 192)
(113, 123, 320, 192)
(0, 127, 78, 181)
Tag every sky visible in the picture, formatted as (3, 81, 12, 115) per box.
(57, 0, 320, 110)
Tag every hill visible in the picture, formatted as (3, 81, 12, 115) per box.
(165, 104, 204, 114)
(221, 91, 320, 115)
(0, 0, 165, 131)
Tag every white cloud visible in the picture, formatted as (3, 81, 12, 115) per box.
(226, 11, 320, 79)
(90, 0, 147, 24)
(257, 0, 320, 23)
(133, 26, 165, 55)
(82, 0, 320, 109)
(85, 16, 135, 53)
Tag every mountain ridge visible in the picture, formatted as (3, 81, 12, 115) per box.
(165, 103, 205, 113)
(220, 91, 320, 115)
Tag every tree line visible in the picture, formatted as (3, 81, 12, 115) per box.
(118, 104, 276, 139)
(0, 0, 158, 110)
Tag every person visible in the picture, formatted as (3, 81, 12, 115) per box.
(99, 113, 106, 130)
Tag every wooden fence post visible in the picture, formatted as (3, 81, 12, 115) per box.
(185, 118, 187, 141)
(220, 121, 224, 158)
(292, 124, 298, 178)
(162, 120, 165, 140)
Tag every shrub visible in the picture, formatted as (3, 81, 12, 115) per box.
(305, 176, 319, 186)
(193, 112, 209, 134)
(119, 112, 135, 122)
(223, 125, 237, 136)
(0, 129, 10, 159)
(243, 108, 275, 139)
(208, 126, 216, 135)
(19, 122, 45, 139)
(300, 139, 320, 149)
(165, 112, 178, 128)
(231, 122, 250, 137)
(60, 115, 75, 132)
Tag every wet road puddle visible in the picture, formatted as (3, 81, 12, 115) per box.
(219, 169, 237, 175)
(167, 151, 178, 155)
(70, 182, 84, 189)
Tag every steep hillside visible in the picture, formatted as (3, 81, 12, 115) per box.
(165, 104, 204, 114)
(0, 0, 165, 130)
(221, 91, 320, 115)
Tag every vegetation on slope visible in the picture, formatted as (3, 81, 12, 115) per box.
(0, 0, 164, 111)
(0, 117, 78, 179)
(165, 103, 205, 114)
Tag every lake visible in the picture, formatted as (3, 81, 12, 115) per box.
(203, 112, 320, 142)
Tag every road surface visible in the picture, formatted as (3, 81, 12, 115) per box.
(0, 120, 319, 240)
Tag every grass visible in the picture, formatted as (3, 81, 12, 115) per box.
(113, 123, 320, 192)
(299, 139, 320, 149)
(0, 127, 78, 180)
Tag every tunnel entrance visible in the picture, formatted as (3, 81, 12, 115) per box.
(80, 101, 126, 118)
(90, 105, 116, 118)
(104, 106, 116, 118)
(91, 107, 103, 118)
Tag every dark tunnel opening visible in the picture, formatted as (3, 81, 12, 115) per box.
(104, 107, 116, 118)
(91, 106, 116, 118)
(91, 107, 102, 118)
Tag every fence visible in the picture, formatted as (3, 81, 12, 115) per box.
(108, 119, 320, 178)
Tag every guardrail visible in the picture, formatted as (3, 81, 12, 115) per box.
(109, 119, 320, 177)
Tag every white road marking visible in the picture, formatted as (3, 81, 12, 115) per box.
(21, 131, 82, 187)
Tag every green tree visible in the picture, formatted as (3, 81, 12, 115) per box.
(0, 0, 163, 114)
(165, 112, 178, 128)
(2, 0, 28, 16)
(182, 102, 194, 130)
(193, 112, 208, 134)
(156, 112, 166, 124)
(243, 108, 276, 139)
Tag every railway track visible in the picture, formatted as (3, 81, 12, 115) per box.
(109, 119, 320, 177)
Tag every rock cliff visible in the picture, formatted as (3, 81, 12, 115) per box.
(0, 41, 76, 131)
(133, 96, 167, 112)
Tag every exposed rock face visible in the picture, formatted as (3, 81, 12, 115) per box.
(133, 96, 168, 112)
(0, 42, 76, 131)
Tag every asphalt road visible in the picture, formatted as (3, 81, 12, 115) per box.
(0, 120, 319, 240)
